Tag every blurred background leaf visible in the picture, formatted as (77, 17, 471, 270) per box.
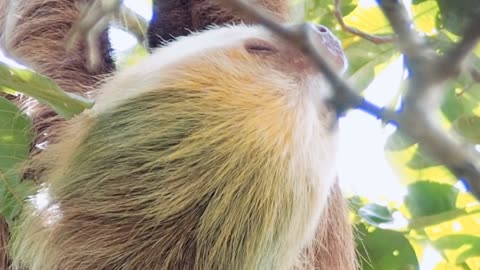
(0, 96, 35, 224)
(0, 61, 94, 119)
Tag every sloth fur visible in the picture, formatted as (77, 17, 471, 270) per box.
(7, 24, 356, 270)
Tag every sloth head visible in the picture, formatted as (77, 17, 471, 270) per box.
(95, 23, 347, 117)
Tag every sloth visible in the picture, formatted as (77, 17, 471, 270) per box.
(6, 20, 355, 270)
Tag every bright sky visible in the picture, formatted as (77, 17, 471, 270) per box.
(338, 57, 406, 201)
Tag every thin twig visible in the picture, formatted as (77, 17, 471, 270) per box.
(112, 5, 148, 43)
(66, 0, 124, 71)
(67, 0, 148, 69)
(334, 0, 394, 44)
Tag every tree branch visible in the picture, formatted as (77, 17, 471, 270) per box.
(334, 0, 394, 44)
(227, 0, 480, 199)
(375, 0, 427, 60)
(112, 5, 148, 44)
(376, 0, 480, 198)
(67, 0, 148, 70)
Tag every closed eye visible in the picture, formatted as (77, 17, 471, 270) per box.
(245, 40, 278, 55)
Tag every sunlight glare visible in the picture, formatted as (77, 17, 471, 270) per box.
(338, 111, 406, 201)
(109, 0, 152, 55)
(338, 57, 406, 201)
(31, 184, 63, 226)
(419, 246, 443, 270)
(363, 57, 404, 105)
(109, 27, 138, 53)
(123, 0, 152, 21)
(0, 49, 27, 69)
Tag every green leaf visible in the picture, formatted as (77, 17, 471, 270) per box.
(412, 0, 432, 5)
(115, 44, 149, 68)
(441, 84, 474, 122)
(304, 0, 337, 25)
(348, 195, 366, 214)
(0, 171, 35, 224)
(439, 55, 480, 124)
(339, 4, 398, 91)
(345, 40, 397, 91)
(343, 4, 392, 35)
(405, 181, 458, 218)
(411, 1, 439, 35)
(356, 224, 419, 270)
(453, 115, 480, 144)
(436, 0, 480, 35)
(0, 61, 94, 119)
(0, 97, 33, 170)
(434, 235, 480, 263)
(0, 96, 36, 223)
(340, 1, 356, 17)
(359, 203, 394, 227)
(385, 131, 416, 152)
(406, 148, 440, 170)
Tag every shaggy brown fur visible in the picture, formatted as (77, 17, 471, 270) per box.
(0, 217, 8, 270)
(191, 0, 288, 28)
(1, 1, 356, 269)
(307, 182, 356, 269)
(148, 0, 193, 47)
(0, 0, 113, 268)
(1, 0, 114, 150)
(148, 0, 289, 47)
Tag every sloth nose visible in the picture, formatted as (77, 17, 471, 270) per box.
(307, 23, 347, 72)
(314, 25, 330, 34)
